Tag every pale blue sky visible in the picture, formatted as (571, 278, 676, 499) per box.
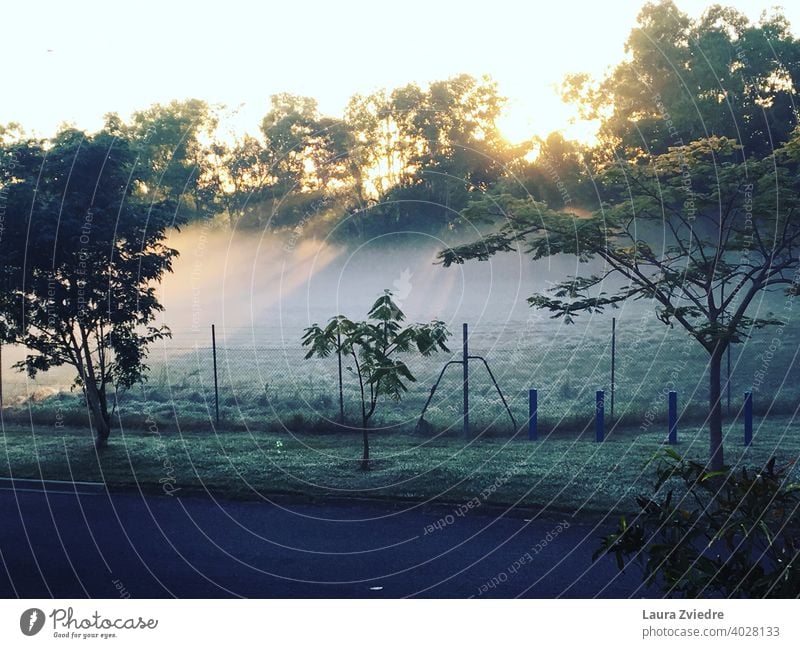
(2, 0, 797, 143)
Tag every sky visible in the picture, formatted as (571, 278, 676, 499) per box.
(2, 0, 798, 144)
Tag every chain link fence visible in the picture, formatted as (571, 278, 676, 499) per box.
(1, 318, 798, 435)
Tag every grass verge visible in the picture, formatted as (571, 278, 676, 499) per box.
(1, 415, 798, 516)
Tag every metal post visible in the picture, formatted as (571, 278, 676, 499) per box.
(744, 391, 753, 446)
(212, 324, 220, 427)
(463, 323, 469, 438)
(528, 389, 538, 441)
(611, 317, 616, 420)
(668, 390, 678, 445)
(595, 390, 605, 442)
(726, 345, 731, 415)
(722, 279, 731, 415)
(0, 337, 4, 420)
(337, 329, 344, 424)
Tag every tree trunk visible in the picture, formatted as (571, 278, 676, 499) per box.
(337, 337, 344, 425)
(85, 380, 111, 449)
(360, 424, 370, 471)
(708, 348, 725, 471)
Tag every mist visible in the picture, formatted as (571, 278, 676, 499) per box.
(156, 222, 609, 350)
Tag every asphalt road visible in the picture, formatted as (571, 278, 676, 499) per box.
(0, 487, 657, 598)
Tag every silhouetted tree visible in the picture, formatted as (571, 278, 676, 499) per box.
(0, 127, 180, 447)
(564, 1, 800, 157)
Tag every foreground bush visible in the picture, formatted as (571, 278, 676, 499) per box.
(594, 449, 800, 597)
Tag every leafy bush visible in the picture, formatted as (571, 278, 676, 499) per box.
(594, 449, 800, 597)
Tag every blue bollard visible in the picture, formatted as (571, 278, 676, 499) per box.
(668, 390, 678, 445)
(596, 390, 605, 442)
(528, 389, 538, 441)
(744, 391, 753, 446)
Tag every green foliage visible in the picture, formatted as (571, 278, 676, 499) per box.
(119, 99, 218, 216)
(303, 291, 450, 415)
(340, 75, 514, 235)
(564, 1, 800, 157)
(439, 133, 800, 469)
(0, 127, 182, 445)
(594, 451, 800, 597)
(499, 132, 594, 209)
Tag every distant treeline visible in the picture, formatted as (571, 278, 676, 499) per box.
(3, 1, 800, 241)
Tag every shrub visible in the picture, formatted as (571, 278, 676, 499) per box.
(594, 449, 800, 597)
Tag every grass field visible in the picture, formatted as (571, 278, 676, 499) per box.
(2, 415, 798, 516)
(4, 300, 798, 438)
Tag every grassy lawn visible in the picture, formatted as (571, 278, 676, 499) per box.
(1, 415, 798, 516)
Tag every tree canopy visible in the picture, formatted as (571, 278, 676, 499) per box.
(440, 132, 800, 469)
(0, 127, 181, 446)
(564, 1, 800, 157)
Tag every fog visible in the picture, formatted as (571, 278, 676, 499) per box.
(157, 222, 611, 350)
(0, 222, 620, 402)
(3, 222, 795, 412)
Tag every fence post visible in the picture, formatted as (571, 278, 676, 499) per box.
(726, 345, 731, 415)
(0, 337, 4, 420)
(744, 391, 753, 446)
(610, 317, 616, 420)
(722, 279, 731, 415)
(212, 324, 220, 427)
(668, 390, 678, 445)
(595, 390, 605, 442)
(528, 389, 538, 441)
(463, 323, 469, 438)
(337, 329, 344, 424)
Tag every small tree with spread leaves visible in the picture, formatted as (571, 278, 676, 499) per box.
(440, 136, 800, 471)
(302, 291, 450, 470)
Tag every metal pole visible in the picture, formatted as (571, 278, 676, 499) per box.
(528, 389, 538, 441)
(744, 391, 753, 446)
(726, 345, 731, 415)
(212, 324, 220, 427)
(595, 390, 605, 442)
(0, 337, 4, 419)
(463, 323, 469, 438)
(722, 279, 731, 415)
(337, 329, 344, 424)
(0, 337, 3, 411)
(611, 317, 616, 420)
(668, 390, 678, 445)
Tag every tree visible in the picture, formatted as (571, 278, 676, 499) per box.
(342, 76, 514, 235)
(500, 132, 593, 209)
(564, 1, 800, 157)
(260, 94, 355, 193)
(121, 99, 219, 218)
(440, 135, 800, 471)
(302, 292, 450, 470)
(0, 127, 180, 447)
(203, 133, 272, 228)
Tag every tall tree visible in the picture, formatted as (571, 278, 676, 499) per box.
(440, 135, 800, 470)
(564, 1, 800, 157)
(343, 75, 513, 234)
(123, 99, 218, 216)
(500, 132, 592, 209)
(0, 127, 180, 447)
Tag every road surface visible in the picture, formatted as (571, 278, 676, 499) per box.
(0, 486, 657, 598)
